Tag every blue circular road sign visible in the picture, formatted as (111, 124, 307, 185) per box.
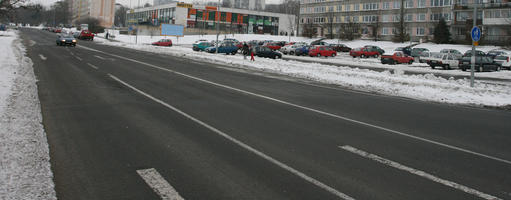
(471, 27, 481, 42)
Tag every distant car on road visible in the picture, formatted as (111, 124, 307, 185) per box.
(265, 42, 282, 51)
(394, 47, 412, 56)
(295, 46, 311, 56)
(253, 46, 282, 59)
(152, 39, 173, 47)
(280, 45, 303, 55)
(309, 46, 337, 57)
(463, 50, 486, 57)
(364, 45, 385, 55)
(56, 34, 77, 46)
(380, 51, 414, 64)
(77, 30, 94, 40)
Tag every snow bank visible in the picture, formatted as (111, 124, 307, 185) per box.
(93, 36, 511, 108)
(0, 30, 57, 200)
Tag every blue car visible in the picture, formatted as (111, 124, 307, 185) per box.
(205, 43, 238, 55)
(295, 46, 311, 56)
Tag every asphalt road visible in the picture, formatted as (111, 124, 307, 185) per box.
(21, 28, 511, 200)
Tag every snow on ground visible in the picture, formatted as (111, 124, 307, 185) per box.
(101, 33, 511, 81)
(0, 30, 57, 200)
(93, 35, 511, 108)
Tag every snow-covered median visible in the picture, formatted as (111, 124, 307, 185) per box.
(93, 36, 511, 108)
(0, 30, 56, 200)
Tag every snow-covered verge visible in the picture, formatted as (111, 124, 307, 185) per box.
(100, 33, 511, 81)
(93, 36, 511, 108)
(0, 30, 57, 200)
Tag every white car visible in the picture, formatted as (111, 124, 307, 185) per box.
(280, 45, 302, 55)
(427, 53, 459, 70)
(419, 52, 440, 63)
(440, 49, 463, 59)
(494, 54, 511, 70)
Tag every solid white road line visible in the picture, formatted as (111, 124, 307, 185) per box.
(38, 54, 47, 60)
(75, 56, 82, 61)
(136, 168, 184, 200)
(79, 45, 511, 166)
(339, 145, 502, 200)
(109, 74, 355, 200)
(94, 55, 106, 60)
(70, 52, 75, 56)
(86, 63, 99, 70)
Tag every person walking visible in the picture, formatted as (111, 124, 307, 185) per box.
(242, 43, 249, 60)
(250, 47, 255, 61)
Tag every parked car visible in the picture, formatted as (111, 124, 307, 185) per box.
(194, 39, 208, 43)
(487, 50, 508, 58)
(72, 31, 81, 38)
(205, 43, 238, 54)
(411, 48, 429, 57)
(327, 44, 351, 52)
(463, 50, 486, 57)
(193, 41, 213, 51)
(494, 55, 511, 70)
(350, 47, 381, 58)
(152, 39, 173, 46)
(419, 51, 440, 63)
(427, 53, 460, 69)
(364, 45, 385, 55)
(380, 51, 414, 64)
(440, 49, 462, 58)
(310, 39, 327, 46)
(77, 30, 94, 40)
(223, 38, 239, 43)
(253, 46, 282, 59)
(265, 42, 282, 51)
(295, 46, 311, 56)
(280, 45, 303, 55)
(309, 46, 337, 57)
(459, 56, 501, 72)
(56, 34, 77, 46)
(395, 47, 412, 56)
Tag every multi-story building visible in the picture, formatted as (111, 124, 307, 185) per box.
(71, 0, 115, 27)
(229, 0, 266, 10)
(126, 2, 294, 35)
(154, 0, 177, 6)
(299, 0, 511, 44)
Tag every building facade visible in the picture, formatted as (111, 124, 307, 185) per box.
(154, 0, 177, 6)
(126, 2, 295, 35)
(229, 0, 266, 11)
(299, 0, 511, 44)
(71, 0, 115, 27)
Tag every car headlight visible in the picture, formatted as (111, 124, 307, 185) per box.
(72, 40, 76, 42)
(61, 40, 65, 42)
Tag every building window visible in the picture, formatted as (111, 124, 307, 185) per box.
(363, 3, 378, 10)
(405, 14, 413, 22)
(382, 15, 390, 22)
(430, 0, 451, 7)
(393, 1, 401, 9)
(416, 27, 425, 36)
(354, 4, 359, 11)
(383, 2, 390, 9)
(382, 27, 390, 35)
(345, 4, 350, 11)
(417, 13, 426, 21)
(418, 0, 426, 8)
(405, 0, 413, 8)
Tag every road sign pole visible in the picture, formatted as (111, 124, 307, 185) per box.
(470, 4, 477, 87)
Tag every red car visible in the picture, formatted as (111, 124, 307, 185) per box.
(78, 30, 94, 40)
(309, 46, 337, 57)
(350, 47, 381, 58)
(152, 39, 173, 46)
(265, 42, 282, 51)
(54, 28, 62, 33)
(380, 51, 414, 64)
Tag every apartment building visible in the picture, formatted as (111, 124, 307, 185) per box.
(71, 0, 115, 27)
(299, 0, 511, 43)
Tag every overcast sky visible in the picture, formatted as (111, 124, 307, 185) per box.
(34, 0, 281, 8)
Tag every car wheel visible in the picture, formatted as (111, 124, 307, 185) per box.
(408, 60, 413, 65)
(317, 54, 321, 57)
(446, 65, 451, 70)
(231, 52, 236, 55)
(352, 56, 356, 58)
(290, 51, 294, 55)
(478, 65, 483, 72)
(361, 54, 366, 58)
(496, 66, 501, 71)
(373, 54, 378, 58)
(431, 66, 435, 69)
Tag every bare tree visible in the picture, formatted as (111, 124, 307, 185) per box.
(115, 4, 128, 27)
(322, 12, 335, 39)
(392, 0, 409, 43)
(0, 0, 26, 17)
(339, 17, 359, 40)
(302, 19, 316, 38)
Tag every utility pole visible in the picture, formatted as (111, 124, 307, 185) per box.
(215, 0, 220, 54)
(136, 0, 140, 44)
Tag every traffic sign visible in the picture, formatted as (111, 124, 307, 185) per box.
(471, 26, 481, 42)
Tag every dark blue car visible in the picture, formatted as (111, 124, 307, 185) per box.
(295, 46, 311, 56)
(205, 43, 238, 55)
